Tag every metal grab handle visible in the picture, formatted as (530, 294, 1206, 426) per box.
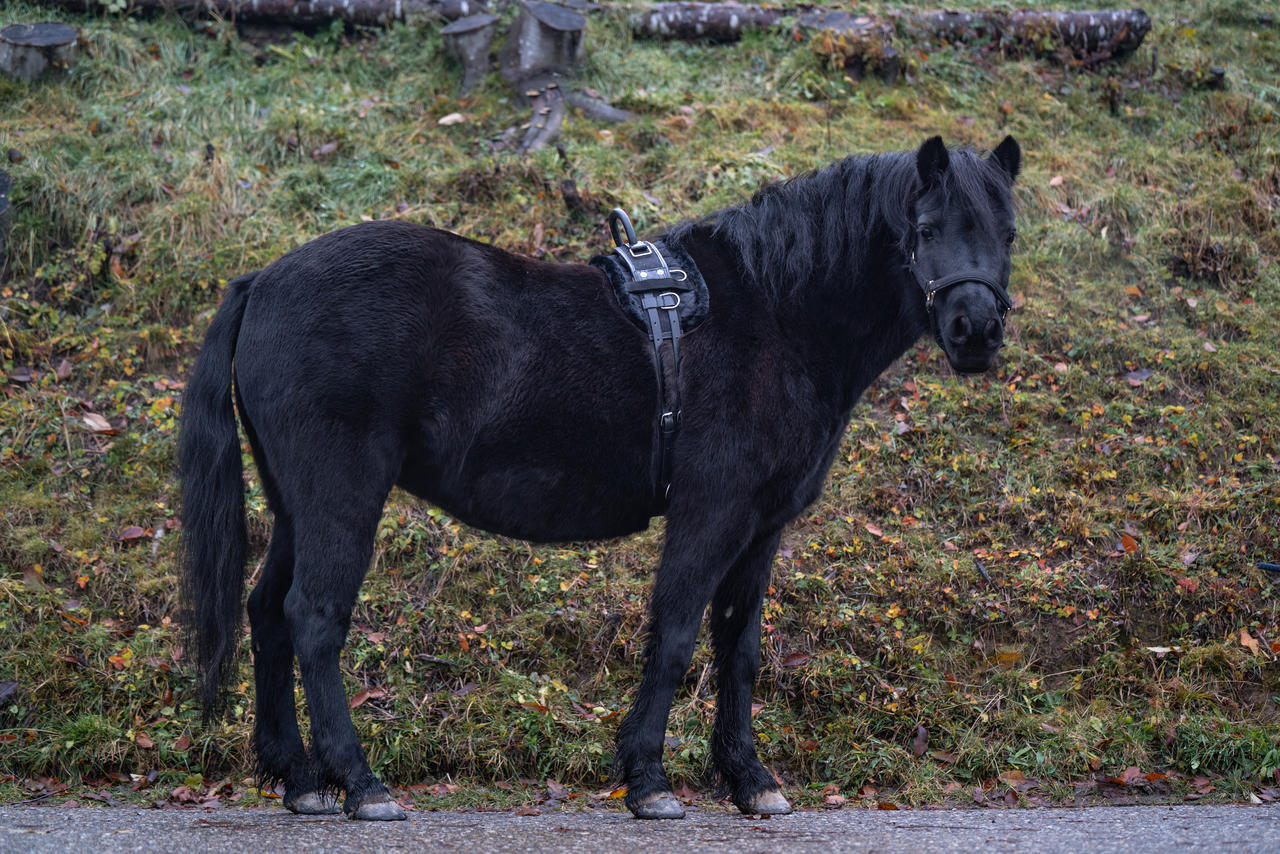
(609, 208, 638, 248)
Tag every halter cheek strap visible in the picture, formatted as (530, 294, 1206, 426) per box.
(909, 252, 1013, 347)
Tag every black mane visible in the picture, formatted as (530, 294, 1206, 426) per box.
(670, 146, 1015, 302)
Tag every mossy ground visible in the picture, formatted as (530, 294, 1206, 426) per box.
(1, 1, 1278, 811)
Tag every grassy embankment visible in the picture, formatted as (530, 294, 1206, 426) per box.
(1, 0, 1278, 809)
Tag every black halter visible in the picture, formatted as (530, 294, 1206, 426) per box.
(908, 251, 1013, 347)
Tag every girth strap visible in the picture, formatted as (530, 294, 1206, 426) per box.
(609, 208, 688, 501)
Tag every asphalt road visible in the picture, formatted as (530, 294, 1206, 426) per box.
(2, 803, 1278, 853)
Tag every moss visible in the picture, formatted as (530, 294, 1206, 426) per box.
(0, 0, 1277, 805)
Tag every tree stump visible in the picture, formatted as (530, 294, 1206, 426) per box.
(0, 22, 79, 82)
(500, 0, 585, 84)
(442, 12, 499, 95)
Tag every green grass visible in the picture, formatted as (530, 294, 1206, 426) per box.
(1, 1, 1278, 808)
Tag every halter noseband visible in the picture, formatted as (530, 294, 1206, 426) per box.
(908, 251, 1013, 348)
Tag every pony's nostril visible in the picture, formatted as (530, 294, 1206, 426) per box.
(951, 315, 971, 339)
(984, 318, 1001, 344)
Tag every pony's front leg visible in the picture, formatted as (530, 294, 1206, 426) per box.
(709, 529, 791, 815)
(614, 504, 756, 819)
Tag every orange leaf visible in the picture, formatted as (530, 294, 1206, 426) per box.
(864, 523, 883, 538)
(1120, 534, 1139, 554)
(876, 801, 899, 810)
(349, 688, 387, 709)
(1240, 628, 1260, 656)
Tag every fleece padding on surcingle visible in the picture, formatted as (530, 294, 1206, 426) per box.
(590, 238, 710, 336)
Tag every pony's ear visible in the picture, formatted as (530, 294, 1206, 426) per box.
(991, 135, 1021, 182)
(916, 136, 949, 187)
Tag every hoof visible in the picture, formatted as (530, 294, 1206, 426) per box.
(347, 796, 407, 821)
(737, 790, 792, 816)
(284, 791, 341, 815)
(629, 792, 686, 820)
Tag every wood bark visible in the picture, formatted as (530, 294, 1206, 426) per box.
(632, 4, 1152, 66)
(37, 0, 484, 26)
(442, 12, 498, 95)
(0, 22, 79, 82)
(500, 0, 586, 84)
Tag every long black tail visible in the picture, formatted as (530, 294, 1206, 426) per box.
(178, 272, 256, 719)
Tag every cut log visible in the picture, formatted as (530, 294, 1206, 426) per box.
(442, 12, 498, 95)
(0, 22, 78, 82)
(902, 9, 1152, 63)
(632, 4, 1152, 68)
(500, 0, 586, 85)
(35, 0, 483, 27)
(631, 2, 783, 42)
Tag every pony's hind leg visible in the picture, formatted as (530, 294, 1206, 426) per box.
(285, 472, 403, 821)
(708, 529, 790, 815)
(247, 516, 337, 815)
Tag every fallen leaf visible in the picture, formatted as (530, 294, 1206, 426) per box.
(672, 781, 697, 800)
(135, 733, 154, 749)
(514, 805, 540, 816)
(349, 688, 387, 709)
(876, 801, 899, 810)
(545, 778, 568, 801)
(1240, 628, 1260, 656)
(83, 412, 118, 434)
(864, 523, 883, 538)
(1116, 766, 1143, 786)
(781, 653, 811, 668)
(1123, 369, 1153, 387)
(119, 526, 147, 542)
(1120, 533, 1139, 554)
(1049, 175, 1065, 186)
(174, 735, 191, 751)
(823, 793, 846, 808)
(437, 112, 466, 126)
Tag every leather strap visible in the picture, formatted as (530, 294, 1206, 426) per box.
(609, 209, 686, 502)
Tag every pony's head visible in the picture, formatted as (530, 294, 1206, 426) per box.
(908, 135, 1021, 374)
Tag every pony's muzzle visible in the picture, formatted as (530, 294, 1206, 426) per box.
(938, 283, 1006, 374)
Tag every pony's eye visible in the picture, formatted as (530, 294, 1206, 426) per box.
(1006, 228, 1018, 245)
(919, 225, 936, 241)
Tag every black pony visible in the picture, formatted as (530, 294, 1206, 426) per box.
(180, 135, 1021, 820)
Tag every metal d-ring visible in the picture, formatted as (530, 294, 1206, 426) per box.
(658, 292, 681, 310)
(669, 269, 688, 282)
